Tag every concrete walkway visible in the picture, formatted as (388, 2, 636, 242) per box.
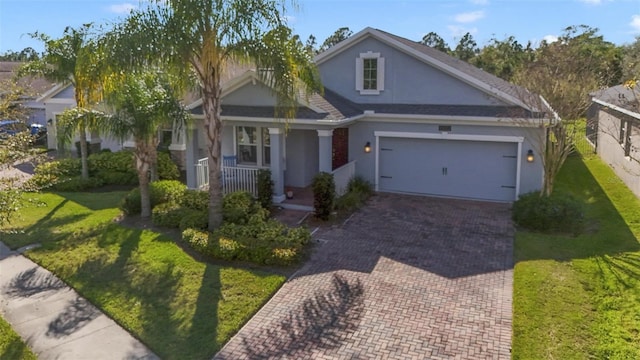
(0, 241, 159, 360)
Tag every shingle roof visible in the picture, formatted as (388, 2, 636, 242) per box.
(374, 29, 542, 111)
(0, 62, 57, 97)
(591, 84, 640, 114)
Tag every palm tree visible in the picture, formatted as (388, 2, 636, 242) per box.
(19, 24, 104, 179)
(106, 0, 321, 230)
(101, 70, 187, 218)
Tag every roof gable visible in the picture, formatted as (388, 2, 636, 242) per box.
(315, 27, 540, 113)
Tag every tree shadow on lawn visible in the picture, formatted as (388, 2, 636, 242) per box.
(70, 225, 221, 360)
(515, 156, 640, 264)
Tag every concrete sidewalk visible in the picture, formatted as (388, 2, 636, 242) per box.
(0, 241, 159, 360)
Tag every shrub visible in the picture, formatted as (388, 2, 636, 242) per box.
(52, 176, 104, 192)
(157, 151, 180, 180)
(95, 171, 137, 186)
(88, 150, 134, 175)
(347, 176, 373, 196)
(512, 192, 584, 235)
(179, 210, 208, 231)
(180, 189, 209, 211)
(120, 180, 187, 215)
(222, 191, 261, 224)
(181, 210, 311, 266)
(152, 180, 186, 205)
(152, 203, 184, 228)
(257, 169, 274, 209)
(312, 172, 335, 220)
(335, 176, 373, 212)
(26, 159, 92, 190)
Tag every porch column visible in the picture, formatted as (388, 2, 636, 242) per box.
(269, 127, 286, 203)
(186, 126, 199, 189)
(317, 129, 334, 173)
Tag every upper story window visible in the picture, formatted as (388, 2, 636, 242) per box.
(356, 52, 385, 95)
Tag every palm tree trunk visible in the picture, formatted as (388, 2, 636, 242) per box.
(202, 78, 224, 231)
(136, 144, 152, 218)
(79, 122, 89, 179)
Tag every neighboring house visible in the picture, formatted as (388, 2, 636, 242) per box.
(588, 84, 640, 198)
(183, 27, 549, 203)
(37, 83, 129, 153)
(0, 61, 56, 126)
(38, 63, 251, 167)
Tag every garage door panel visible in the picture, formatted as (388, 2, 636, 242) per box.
(378, 137, 517, 201)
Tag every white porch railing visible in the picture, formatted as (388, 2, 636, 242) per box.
(195, 157, 261, 196)
(196, 157, 209, 190)
(332, 160, 356, 196)
(221, 166, 261, 197)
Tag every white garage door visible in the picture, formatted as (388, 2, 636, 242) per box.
(378, 137, 518, 201)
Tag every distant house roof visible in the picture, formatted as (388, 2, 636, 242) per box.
(591, 84, 640, 116)
(0, 62, 57, 98)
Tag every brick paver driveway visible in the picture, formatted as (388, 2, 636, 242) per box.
(215, 194, 514, 360)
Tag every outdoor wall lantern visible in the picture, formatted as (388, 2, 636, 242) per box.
(47, 118, 53, 125)
(364, 142, 371, 153)
(526, 149, 535, 163)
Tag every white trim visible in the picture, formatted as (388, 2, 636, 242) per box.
(268, 127, 284, 135)
(593, 97, 640, 121)
(37, 83, 71, 102)
(317, 129, 334, 137)
(44, 98, 75, 105)
(516, 142, 523, 198)
(355, 51, 384, 95)
(191, 112, 538, 129)
(168, 144, 187, 151)
(373, 131, 524, 200)
(360, 113, 541, 127)
(373, 131, 524, 143)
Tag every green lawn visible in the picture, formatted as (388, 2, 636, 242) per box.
(0, 315, 37, 360)
(1, 191, 286, 360)
(513, 152, 640, 359)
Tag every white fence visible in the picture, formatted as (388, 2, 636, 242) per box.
(332, 160, 356, 196)
(196, 157, 261, 196)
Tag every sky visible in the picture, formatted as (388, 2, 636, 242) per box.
(1, 0, 639, 54)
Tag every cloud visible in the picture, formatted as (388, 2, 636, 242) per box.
(454, 11, 485, 23)
(542, 35, 559, 43)
(578, 0, 602, 4)
(470, 0, 489, 4)
(108, 3, 136, 14)
(631, 14, 640, 32)
(448, 25, 478, 38)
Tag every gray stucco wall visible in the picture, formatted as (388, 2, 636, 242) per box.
(597, 110, 640, 198)
(52, 85, 75, 99)
(285, 129, 319, 188)
(223, 82, 276, 106)
(348, 119, 544, 198)
(318, 37, 506, 106)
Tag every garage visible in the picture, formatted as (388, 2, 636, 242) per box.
(376, 134, 520, 202)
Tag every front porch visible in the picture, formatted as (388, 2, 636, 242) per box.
(194, 157, 356, 211)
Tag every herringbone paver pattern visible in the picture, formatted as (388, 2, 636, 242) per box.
(215, 194, 513, 359)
